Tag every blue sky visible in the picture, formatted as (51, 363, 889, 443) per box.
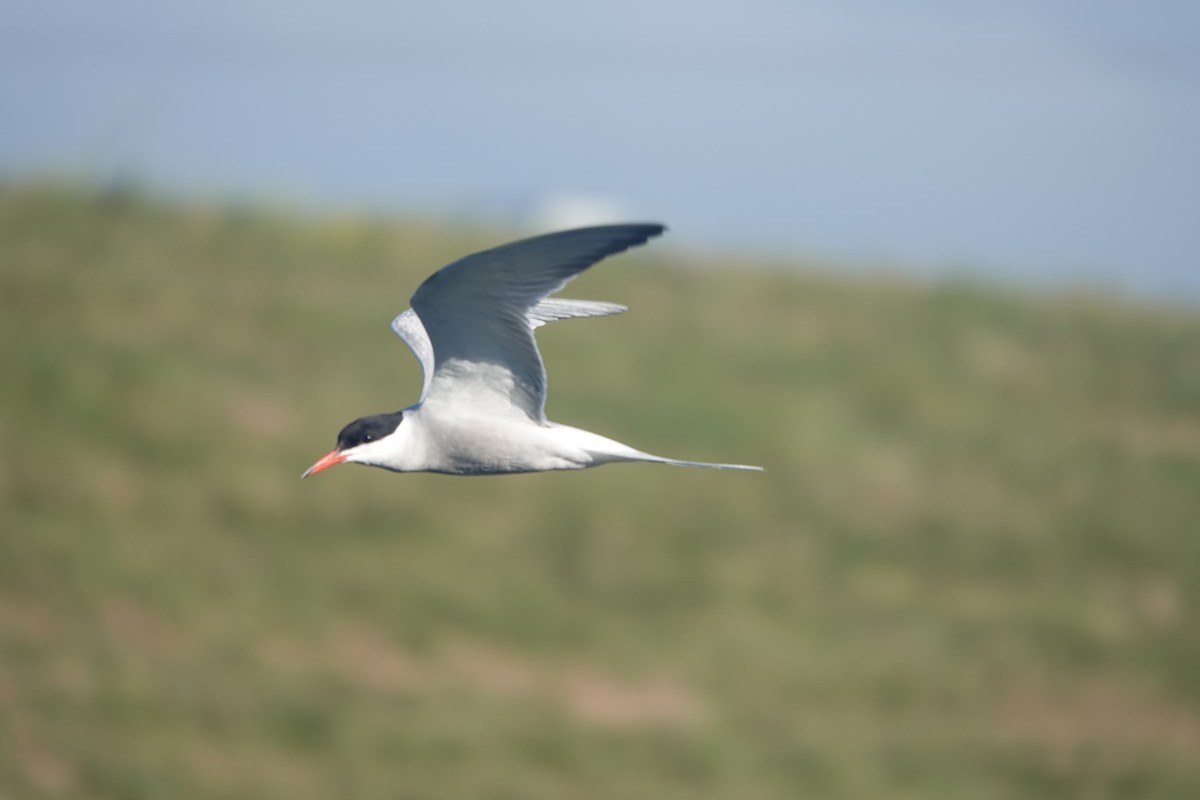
(3, 1, 1198, 298)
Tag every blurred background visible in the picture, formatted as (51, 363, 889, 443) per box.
(4, 0, 1200, 297)
(2, 2, 1199, 798)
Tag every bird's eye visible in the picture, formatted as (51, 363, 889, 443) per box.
(363, 434, 374, 443)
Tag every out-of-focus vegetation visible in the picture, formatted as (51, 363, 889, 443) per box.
(2, 182, 1199, 799)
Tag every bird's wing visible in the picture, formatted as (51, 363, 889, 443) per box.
(410, 224, 665, 421)
(390, 298, 629, 404)
(389, 309, 437, 403)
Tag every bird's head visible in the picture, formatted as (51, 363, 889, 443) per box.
(302, 411, 407, 477)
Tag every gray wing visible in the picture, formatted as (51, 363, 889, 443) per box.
(410, 224, 665, 421)
(391, 299, 631, 404)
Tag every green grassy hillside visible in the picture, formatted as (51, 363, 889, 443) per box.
(2, 183, 1199, 799)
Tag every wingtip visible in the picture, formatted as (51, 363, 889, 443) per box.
(617, 222, 667, 249)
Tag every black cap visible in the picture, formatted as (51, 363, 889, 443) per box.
(336, 411, 404, 451)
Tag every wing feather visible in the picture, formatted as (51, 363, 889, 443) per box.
(527, 298, 628, 329)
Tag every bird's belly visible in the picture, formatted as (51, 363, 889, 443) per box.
(418, 415, 587, 475)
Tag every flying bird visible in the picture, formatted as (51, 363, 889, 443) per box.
(303, 224, 763, 477)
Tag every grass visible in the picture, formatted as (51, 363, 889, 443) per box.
(2, 181, 1199, 798)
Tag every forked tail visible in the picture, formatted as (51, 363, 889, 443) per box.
(550, 424, 764, 472)
(653, 456, 764, 472)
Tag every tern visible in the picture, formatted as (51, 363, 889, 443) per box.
(303, 223, 763, 477)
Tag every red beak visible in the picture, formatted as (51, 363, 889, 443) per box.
(302, 449, 347, 478)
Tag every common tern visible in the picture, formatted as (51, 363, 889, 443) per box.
(303, 224, 763, 477)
